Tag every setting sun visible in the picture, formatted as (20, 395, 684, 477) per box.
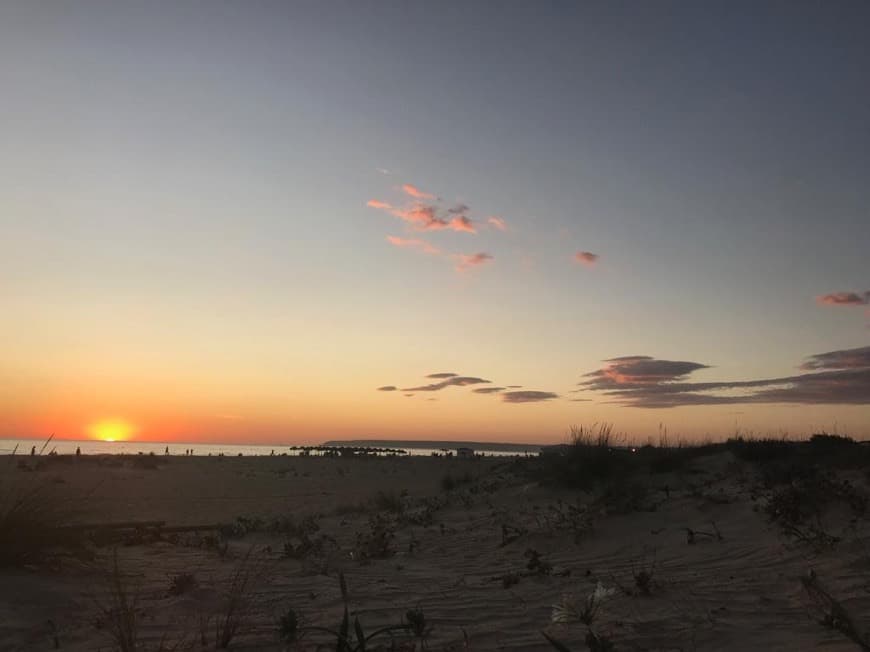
(88, 419, 135, 442)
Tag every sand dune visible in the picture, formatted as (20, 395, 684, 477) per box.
(1, 448, 868, 650)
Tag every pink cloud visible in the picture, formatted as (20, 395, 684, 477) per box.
(386, 235, 440, 255)
(390, 204, 448, 231)
(487, 216, 507, 231)
(816, 291, 870, 306)
(402, 183, 435, 200)
(449, 215, 476, 233)
(455, 252, 493, 272)
(574, 251, 599, 267)
(386, 203, 476, 233)
(368, 184, 476, 233)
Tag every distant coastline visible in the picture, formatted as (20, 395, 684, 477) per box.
(321, 439, 544, 453)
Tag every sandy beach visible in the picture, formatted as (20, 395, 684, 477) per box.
(2, 442, 869, 651)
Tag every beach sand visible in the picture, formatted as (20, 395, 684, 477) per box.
(1, 450, 868, 651)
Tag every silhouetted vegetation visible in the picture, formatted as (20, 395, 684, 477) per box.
(441, 470, 474, 491)
(280, 572, 427, 650)
(167, 572, 197, 596)
(0, 480, 86, 567)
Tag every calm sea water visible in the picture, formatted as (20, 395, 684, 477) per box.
(0, 439, 536, 458)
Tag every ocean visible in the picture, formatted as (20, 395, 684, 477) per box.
(0, 438, 539, 458)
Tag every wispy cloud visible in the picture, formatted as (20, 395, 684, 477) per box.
(576, 346, 870, 407)
(386, 235, 440, 255)
(376, 167, 393, 175)
(389, 204, 445, 230)
(402, 183, 436, 200)
(448, 203, 470, 215)
(487, 216, 507, 231)
(455, 252, 493, 272)
(582, 356, 710, 386)
(816, 291, 870, 306)
(472, 387, 505, 394)
(800, 346, 870, 370)
(370, 202, 476, 234)
(377, 385, 397, 391)
(403, 375, 491, 392)
(574, 251, 599, 267)
(427, 372, 458, 378)
(502, 391, 559, 403)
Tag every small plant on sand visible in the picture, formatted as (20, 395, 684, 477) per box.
(501, 572, 521, 589)
(631, 550, 658, 597)
(441, 471, 474, 492)
(525, 548, 553, 576)
(353, 514, 396, 560)
(284, 572, 425, 650)
(595, 480, 652, 515)
(537, 500, 594, 543)
(764, 468, 866, 550)
(372, 489, 406, 514)
(213, 548, 264, 648)
(219, 515, 265, 539)
(167, 572, 197, 596)
(282, 515, 328, 559)
(95, 551, 140, 652)
(545, 582, 617, 652)
(500, 523, 528, 547)
(278, 607, 299, 643)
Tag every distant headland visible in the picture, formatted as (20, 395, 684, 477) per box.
(321, 439, 543, 453)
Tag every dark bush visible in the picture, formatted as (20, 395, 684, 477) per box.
(726, 437, 796, 464)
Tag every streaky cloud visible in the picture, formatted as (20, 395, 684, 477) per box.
(487, 216, 507, 231)
(472, 387, 505, 394)
(816, 291, 870, 306)
(403, 376, 491, 392)
(455, 252, 493, 272)
(427, 372, 458, 378)
(574, 251, 599, 267)
(800, 346, 870, 370)
(386, 235, 440, 255)
(502, 390, 559, 403)
(402, 183, 435, 200)
(577, 346, 870, 407)
(377, 385, 397, 391)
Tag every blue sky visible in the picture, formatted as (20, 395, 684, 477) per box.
(1, 2, 868, 443)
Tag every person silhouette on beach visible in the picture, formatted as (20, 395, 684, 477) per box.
(31, 445, 36, 456)
(76, 446, 81, 457)
(165, 446, 169, 455)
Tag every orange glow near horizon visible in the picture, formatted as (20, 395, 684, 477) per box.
(88, 419, 136, 442)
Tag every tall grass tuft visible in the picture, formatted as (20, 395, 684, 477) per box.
(0, 478, 79, 567)
(214, 548, 263, 648)
(96, 550, 140, 652)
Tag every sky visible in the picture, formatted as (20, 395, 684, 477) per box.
(1, 1, 868, 445)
